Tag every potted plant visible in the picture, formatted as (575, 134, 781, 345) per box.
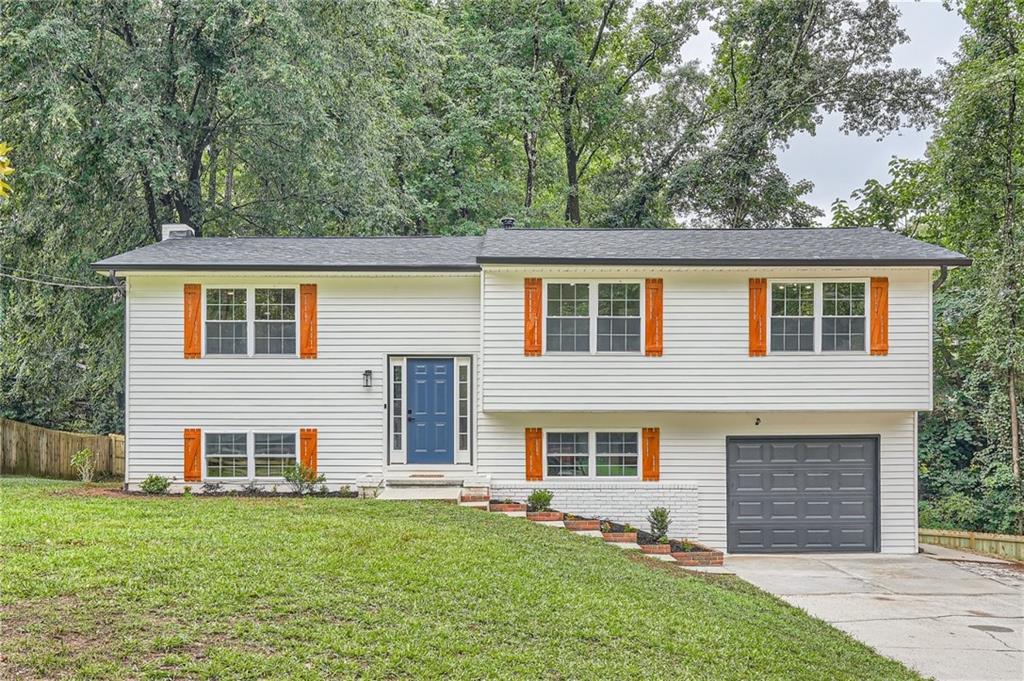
(640, 507, 673, 554)
(489, 498, 527, 512)
(600, 520, 638, 543)
(563, 513, 600, 531)
(526, 489, 562, 521)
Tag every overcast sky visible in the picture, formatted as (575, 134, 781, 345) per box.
(684, 1, 966, 223)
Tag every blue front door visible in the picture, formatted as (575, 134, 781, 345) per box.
(406, 358, 455, 464)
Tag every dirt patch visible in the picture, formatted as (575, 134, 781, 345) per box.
(50, 485, 128, 498)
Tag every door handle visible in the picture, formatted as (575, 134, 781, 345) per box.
(407, 409, 414, 422)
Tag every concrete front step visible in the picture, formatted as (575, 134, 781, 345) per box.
(385, 477, 464, 488)
(376, 486, 462, 501)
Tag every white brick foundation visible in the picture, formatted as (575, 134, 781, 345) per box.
(490, 481, 699, 539)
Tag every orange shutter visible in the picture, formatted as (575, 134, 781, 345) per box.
(870, 277, 889, 356)
(300, 284, 318, 359)
(300, 428, 318, 472)
(749, 278, 767, 356)
(183, 284, 202, 359)
(525, 427, 543, 480)
(524, 278, 543, 356)
(184, 428, 202, 482)
(645, 278, 663, 356)
(642, 427, 660, 481)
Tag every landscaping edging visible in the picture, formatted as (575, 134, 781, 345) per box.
(672, 550, 724, 566)
(484, 503, 724, 567)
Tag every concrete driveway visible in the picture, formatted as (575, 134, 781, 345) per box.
(727, 553, 1023, 681)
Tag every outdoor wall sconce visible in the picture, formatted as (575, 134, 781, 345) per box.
(363, 370, 373, 388)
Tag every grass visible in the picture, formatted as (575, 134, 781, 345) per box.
(0, 478, 918, 680)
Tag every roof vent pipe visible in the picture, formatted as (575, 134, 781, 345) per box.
(161, 224, 195, 241)
(500, 216, 516, 229)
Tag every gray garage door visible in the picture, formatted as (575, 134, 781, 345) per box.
(727, 436, 879, 553)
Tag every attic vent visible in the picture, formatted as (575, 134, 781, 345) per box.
(162, 223, 195, 241)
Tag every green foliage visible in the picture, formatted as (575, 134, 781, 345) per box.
(70, 448, 95, 483)
(647, 506, 671, 540)
(0, 1, 948, 443)
(526, 488, 554, 512)
(282, 463, 327, 495)
(139, 475, 170, 495)
(835, 0, 1024, 533)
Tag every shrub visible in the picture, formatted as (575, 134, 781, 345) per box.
(70, 448, 96, 483)
(647, 507, 671, 540)
(526, 488, 553, 512)
(283, 463, 326, 495)
(140, 475, 170, 494)
(200, 481, 223, 494)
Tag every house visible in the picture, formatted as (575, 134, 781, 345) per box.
(91, 223, 970, 554)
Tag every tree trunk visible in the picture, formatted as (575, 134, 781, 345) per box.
(207, 143, 218, 206)
(1011, 370, 1021, 484)
(561, 100, 581, 224)
(223, 144, 234, 210)
(523, 129, 538, 208)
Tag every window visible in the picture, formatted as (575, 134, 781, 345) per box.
(254, 432, 296, 477)
(391, 363, 404, 452)
(254, 288, 296, 355)
(545, 430, 640, 478)
(545, 281, 644, 354)
(822, 282, 866, 352)
(546, 283, 590, 352)
(770, 283, 815, 352)
(203, 286, 298, 357)
(457, 363, 470, 452)
(205, 431, 298, 479)
(205, 433, 248, 478)
(205, 289, 247, 355)
(546, 432, 589, 477)
(597, 283, 641, 352)
(595, 432, 639, 477)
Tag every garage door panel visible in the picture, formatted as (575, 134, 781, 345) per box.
(727, 436, 878, 553)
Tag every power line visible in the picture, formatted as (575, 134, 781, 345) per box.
(2, 265, 102, 285)
(0, 271, 117, 290)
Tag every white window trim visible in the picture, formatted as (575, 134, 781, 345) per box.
(543, 429, 642, 480)
(387, 355, 473, 465)
(456, 357, 472, 461)
(388, 357, 406, 464)
(203, 429, 300, 481)
(202, 285, 300, 358)
(542, 279, 645, 355)
(766, 279, 871, 355)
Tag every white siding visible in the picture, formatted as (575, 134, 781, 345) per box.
(481, 266, 934, 411)
(125, 273, 480, 486)
(479, 411, 918, 554)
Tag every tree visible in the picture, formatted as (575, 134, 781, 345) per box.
(607, 0, 935, 229)
(833, 0, 1024, 531)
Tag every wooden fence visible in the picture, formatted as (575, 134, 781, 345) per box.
(920, 528, 1024, 562)
(0, 418, 124, 480)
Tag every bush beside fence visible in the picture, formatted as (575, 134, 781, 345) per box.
(0, 418, 124, 480)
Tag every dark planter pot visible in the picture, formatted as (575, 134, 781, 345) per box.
(640, 543, 672, 554)
(527, 511, 564, 521)
(602, 532, 638, 543)
(489, 502, 526, 512)
(564, 519, 600, 531)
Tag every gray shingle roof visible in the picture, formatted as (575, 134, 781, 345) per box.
(91, 236, 485, 271)
(92, 227, 970, 271)
(478, 227, 971, 266)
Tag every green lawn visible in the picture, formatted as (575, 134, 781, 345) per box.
(0, 478, 917, 680)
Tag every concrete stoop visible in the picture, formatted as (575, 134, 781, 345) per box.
(356, 473, 491, 507)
